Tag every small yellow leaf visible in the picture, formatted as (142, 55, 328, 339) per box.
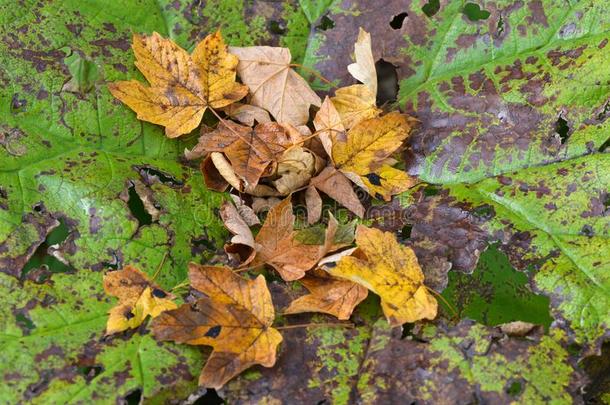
(103, 265, 177, 335)
(327, 225, 437, 326)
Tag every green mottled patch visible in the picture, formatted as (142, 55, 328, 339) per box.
(426, 325, 574, 403)
(307, 325, 371, 405)
(201, 0, 269, 46)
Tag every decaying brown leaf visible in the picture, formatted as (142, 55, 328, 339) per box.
(109, 31, 247, 138)
(103, 265, 177, 334)
(220, 200, 257, 265)
(151, 264, 282, 388)
(284, 269, 368, 320)
(249, 198, 322, 280)
(327, 225, 437, 326)
(309, 166, 365, 218)
(194, 120, 301, 188)
(229, 46, 321, 126)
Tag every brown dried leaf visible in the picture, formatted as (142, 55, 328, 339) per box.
(284, 269, 368, 320)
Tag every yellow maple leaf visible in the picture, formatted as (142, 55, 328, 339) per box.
(326, 225, 437, 326)
(108, 31, 247, 138)
(331, 111, 418, 200)
(103, 265, 177, 335)
(151, 264, 283, 388)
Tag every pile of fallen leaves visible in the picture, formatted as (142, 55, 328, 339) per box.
(104, 29, 437, 388)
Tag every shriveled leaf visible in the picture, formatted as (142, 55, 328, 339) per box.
(272, 147, 319, 195)
(108, 32, 247, 138)
(195, 121, 299, 188)
(284, 269, 368, 320)
(220, 201, 256, 265)
(347, 28, 377, 97)
(103, 265, 177, 335)
(328, 225, 437, 325)
(332, 112, 418, 200)
(229, 46, 321, 126)
(152, 264, 282, 388)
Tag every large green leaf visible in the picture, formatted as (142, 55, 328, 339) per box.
(445, 154, 609, 350)
(309, 0, 610, 181)
(0, 0, 303, 401)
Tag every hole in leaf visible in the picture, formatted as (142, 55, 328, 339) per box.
(22, 219, 74, 279)
(375, 59, 399, 105)
(268, 20, 286, 35)
(472, 204, 495, 220)
(127, 182, 152, 226)
(316, 15, 335, 31)
(497, 15, 505, 35)
(78, 365, 104, 382)
(400, 224, 412, 239)
(193, 389, 224, 404)
(390, 12, 408, 29)
(135, 165, 184, 187)
(463, 3, 491, 21)
(422, 0, 440, 17)
(423, 185, 440, 197)
(555, 116, 570, 144)
(15, 313, 36, 333)
(10, 94, 27, 112)
(506, 380, 524, 396)
(123, 388, 142, 405)
(597, 102, 610, 121)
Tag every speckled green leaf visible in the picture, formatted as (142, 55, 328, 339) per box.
(443, 154, 609, 351)
(308, 0, 610, 181)
(0, 0, 299, 402)
(222, 318, 584, 404)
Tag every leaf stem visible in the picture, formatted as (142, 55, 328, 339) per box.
(275, 321, 354, 330)
(151, 251, 169, 282)
(426, 286, 459, 320)
(289, 64, 332, 85)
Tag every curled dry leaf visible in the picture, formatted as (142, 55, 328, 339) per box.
(108, 31, 247, 138)
(284, 269, 368, 320)
(229, 46, 321, 126)
(347, 28, 377, 97)
(332, 112, 418, 200)
(222, 102, 271, 126)
(151, 264, 282, 389)
(195, 120, 300, 188)
(273, 146, 322, 195)
(327, 225, 437, 326)
(103, 265, 177, 335)
(220, 201, 257, 265)
(230, 194, 260, 226)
